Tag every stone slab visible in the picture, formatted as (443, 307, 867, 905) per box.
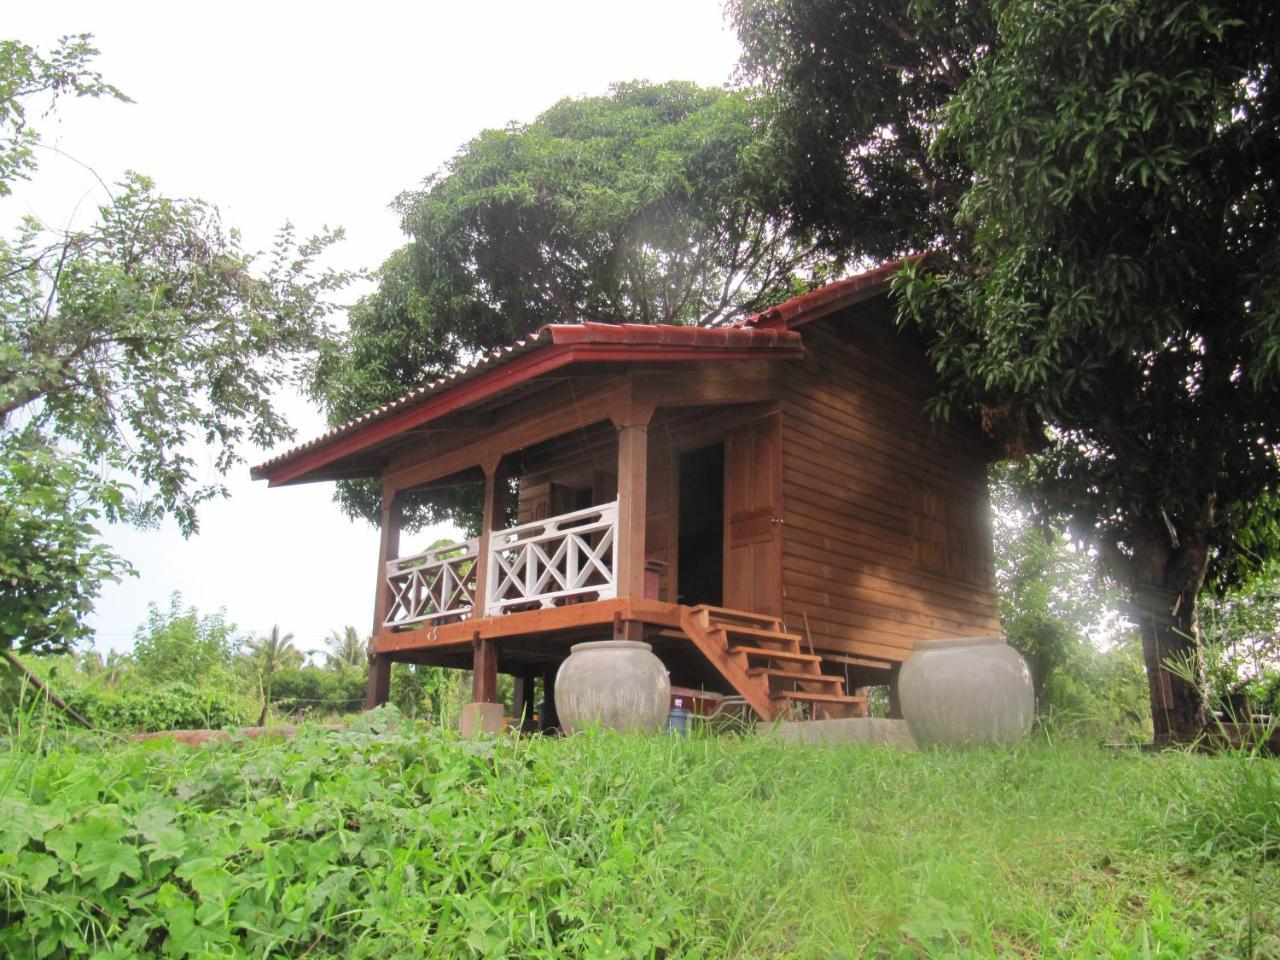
(459, 701, 505, 738)
(769, 717, 916, 749)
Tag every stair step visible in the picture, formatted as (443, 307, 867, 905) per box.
(819, 652, 896, 672)
(748, 667, 842, 686)
(728, 646, 821, 663)
(770, 691, 868, 706)
(692, 605, 782, 626)
(709, 624, 804, 644)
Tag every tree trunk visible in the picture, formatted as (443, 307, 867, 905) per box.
(1130, 583, 1205, 743)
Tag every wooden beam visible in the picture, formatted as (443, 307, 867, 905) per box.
(371, 597, 686, 655)
(372, 483, 402, 635)
(472, 636, 498, 703)
(384, 379, 627, 492)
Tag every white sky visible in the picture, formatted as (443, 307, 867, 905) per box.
(5, 1, 742, 655)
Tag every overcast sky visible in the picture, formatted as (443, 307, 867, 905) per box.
(5, 2, 742, 654)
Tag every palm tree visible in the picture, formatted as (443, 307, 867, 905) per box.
(247, 625, 301, 725)
(324, 626, 366, 672)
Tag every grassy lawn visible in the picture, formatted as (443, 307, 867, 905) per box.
(2, 709, 1276, 958)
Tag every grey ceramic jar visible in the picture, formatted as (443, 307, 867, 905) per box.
(899, 635, 1034, 746)
(555, 640, 671, 734)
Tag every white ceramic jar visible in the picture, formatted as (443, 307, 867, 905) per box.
(898, 635, 1034, 746)
(555, 640, 671, 734)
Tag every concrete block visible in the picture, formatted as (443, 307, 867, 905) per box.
(459, 701, 504, 738)
(769, 717, 916, 749)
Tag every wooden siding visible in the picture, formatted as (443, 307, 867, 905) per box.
(779, 300, 1000, 661)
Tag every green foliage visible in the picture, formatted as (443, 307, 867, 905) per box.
(734, 0, 1280, 737)
(269, 667, 366, 717)
(992, 469, 1150, 736)
(0, 35, 126, 195)
(322, 626, 366, 673)
(730, 0, 990, 257)
(312, 80, 839, 529)
(0, 440, 131, 654)
(0, 719, 1275, 957)
(129, 593, 240, 688)
(243, 626, 302, 725)
(1161, 737, 1280, 871)
(63, 682, 245, 733)
(389, 663, 459, 721)
(1201, 568, 1280, 716)
(0, 36, 351, 651)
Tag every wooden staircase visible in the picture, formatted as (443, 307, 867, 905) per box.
(677, 605, 866, 721)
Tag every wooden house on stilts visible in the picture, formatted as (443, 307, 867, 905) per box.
(252, 263, 1001, 727)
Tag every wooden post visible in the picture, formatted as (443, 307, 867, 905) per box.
(616, 421, 649, 598)
(540, 663, 560, 733)
(372, 482, 402, 635)
(887, 668, 903, 720)
(366, 654, 392, 709)
(367, 481, 401, 710)
(472, 635, 499, 703)
(472, 456, 509, 619)
(615, 413, 651, 644)
(512, 670, 537, 731)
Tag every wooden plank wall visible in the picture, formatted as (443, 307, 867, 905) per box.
(779, 300, 1001, 662)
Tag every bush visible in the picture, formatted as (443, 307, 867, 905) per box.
(270, 667, 366, 717)
(63, 682, 248, 732)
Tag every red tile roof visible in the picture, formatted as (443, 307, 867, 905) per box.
(738, 259, 904, 330)
(251, 262, 905, 486)
(252, 322, 802, 486)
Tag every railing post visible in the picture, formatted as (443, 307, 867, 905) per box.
(472, 456, 508, 619)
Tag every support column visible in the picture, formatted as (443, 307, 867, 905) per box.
(887, 667, 904, 720)
(614, 407, 652, 644)
(539, 663, 560, 733)
(372, 482, 403, 634)
(472, 456, 509, 620)
(366, 654, 391, 710)
(461, 458, 508, 737)
(367, 481, 401, 710)
(472, 635, 499, 703)
(512, 670, 538, 732)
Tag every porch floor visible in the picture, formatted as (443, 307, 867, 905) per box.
(373, 599, 893, 720)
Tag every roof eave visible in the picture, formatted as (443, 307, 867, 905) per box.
(253, 337, 802, 487)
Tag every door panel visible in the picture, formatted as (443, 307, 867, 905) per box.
(723, 415, 783, 617)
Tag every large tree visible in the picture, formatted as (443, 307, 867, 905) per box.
(311, 80, 839, 530)
(732, 0, 1280, 740)
(0, 36, 350, 654)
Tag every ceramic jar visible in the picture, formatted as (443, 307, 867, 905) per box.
(899, 635, 1034, 746)
(555, 640, 671, 734)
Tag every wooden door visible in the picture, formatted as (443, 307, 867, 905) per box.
(723, 415, 783, 616)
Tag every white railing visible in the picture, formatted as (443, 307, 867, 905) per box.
(384, 538, 479, 628)
(486, 501, 618, 615)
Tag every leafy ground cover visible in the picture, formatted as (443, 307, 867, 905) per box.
(1, 709, 1276, 959)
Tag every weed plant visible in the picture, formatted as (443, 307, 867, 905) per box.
(1, 709, 1276, 958)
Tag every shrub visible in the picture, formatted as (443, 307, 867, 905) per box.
(270, 667, 366, 717)
(64, 682, 247, 732)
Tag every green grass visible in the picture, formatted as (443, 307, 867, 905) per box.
(1, 709, 1276, 958)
